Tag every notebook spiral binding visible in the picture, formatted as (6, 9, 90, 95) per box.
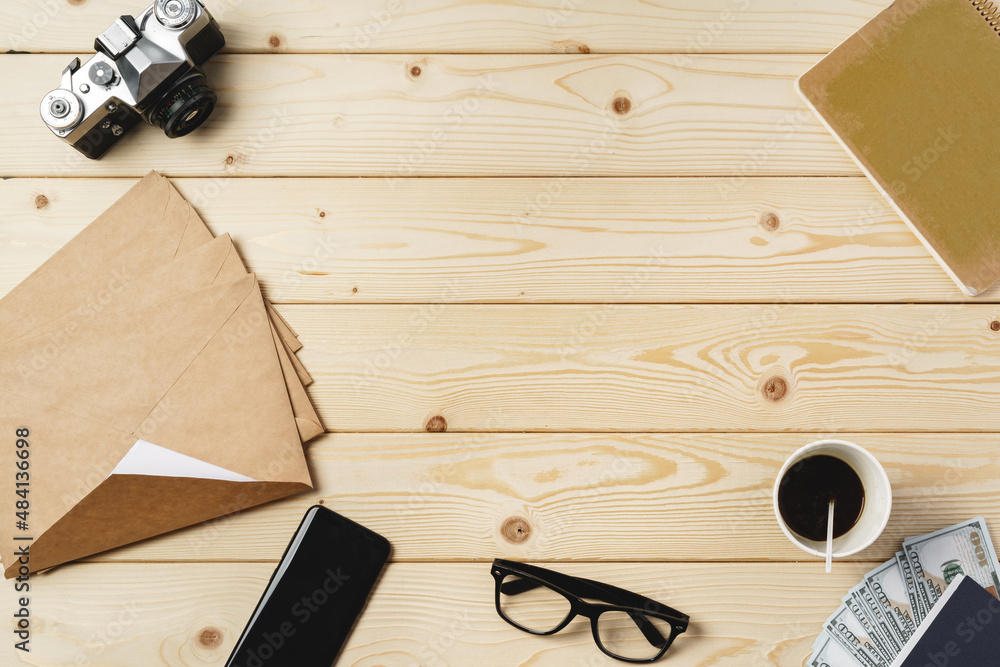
(971, 0, 1000, 29)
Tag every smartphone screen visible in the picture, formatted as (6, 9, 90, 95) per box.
(226, 505, 391, 667)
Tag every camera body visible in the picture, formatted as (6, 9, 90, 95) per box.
(39, 0, 225, 160)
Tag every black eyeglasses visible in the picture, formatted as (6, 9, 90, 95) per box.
(491, 559, 689, 663)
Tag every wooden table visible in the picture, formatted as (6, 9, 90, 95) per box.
(2, 1, 997, 665)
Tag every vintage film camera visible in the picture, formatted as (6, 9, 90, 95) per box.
(39, 0, 225, 160)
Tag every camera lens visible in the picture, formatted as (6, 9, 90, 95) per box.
(149, 73, 218, 139)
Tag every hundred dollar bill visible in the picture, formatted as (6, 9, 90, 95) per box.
(842, 587, 895, 661)
(823, 604, 887, 667)
(903, 516, 1000, 604)
(811, 630, 865, 667)
(856, 582, 906, 651)
(896, 550, 926, 623)
(862, 558, 915, 641)
(850, 582, 904, 657)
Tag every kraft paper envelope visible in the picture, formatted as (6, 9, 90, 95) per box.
(0, 274, 313, 577)
(0, 170, 303, 362)
(0, 172, 318, 434)
(5, 234, 323, 443)
(0, 170, 307, 373)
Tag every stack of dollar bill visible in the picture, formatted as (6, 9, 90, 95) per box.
(809, 517, 1000, 667)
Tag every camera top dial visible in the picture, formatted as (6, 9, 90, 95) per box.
(40, 90, 83, 132)
(154, 0, 198, 29)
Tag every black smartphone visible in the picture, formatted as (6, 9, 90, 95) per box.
(225, 505, 391, 667)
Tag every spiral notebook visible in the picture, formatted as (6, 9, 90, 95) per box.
(798, 0, 1000, 296)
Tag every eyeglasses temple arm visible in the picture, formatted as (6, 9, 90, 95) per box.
(583, 577, 688, 623)
(499, 577, 543, 596)
(625, 609, 668, 648)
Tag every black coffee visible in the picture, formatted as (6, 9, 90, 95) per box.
(777, 454, 865, 541)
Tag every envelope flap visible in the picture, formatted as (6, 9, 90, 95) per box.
(135, 280, 311, 484)
(0, 276, 255, 434)
(0, 390, 137, 575)
(9, 475, 309, 576)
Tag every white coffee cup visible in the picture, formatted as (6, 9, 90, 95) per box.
(772, 439, 892, 558)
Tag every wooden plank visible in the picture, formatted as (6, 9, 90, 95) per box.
(7, 176, 995, 304)
(0, 561, 876, 666)
(275, 303, 1000, 432)
(1, 0, 890, 55)
(10, 53, 854, 177)
(81, 433, 1000, 564)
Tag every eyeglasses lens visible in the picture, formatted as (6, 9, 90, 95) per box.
(498, 574, 572, 633)
(596, 610, 674, 661)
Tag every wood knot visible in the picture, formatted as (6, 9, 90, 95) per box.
(761, 376, 788, 402)
(318, 498, 325, 505)
(555, 40, 590, 53)
(268, 34, 283, 49)
(34, 194, 49, 209)
(352, 286, 358, 294)
(992, 320, 1000, 332)
(67, 0, 86, 5)
(758, 211, 781, 232)
(225, 155, 236, 165)
(500, 516, 531, 544)
(425, 415, 447, 432)
(318, 210, 326, 218)
(196, 626, 223, 650)
(612, 96, 631, 115)
(409, 65, 422, 78)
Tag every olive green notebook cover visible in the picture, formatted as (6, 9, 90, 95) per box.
(798, 0, 1000, 296)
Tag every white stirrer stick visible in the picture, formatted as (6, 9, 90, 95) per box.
(825, 500, 835, 574)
